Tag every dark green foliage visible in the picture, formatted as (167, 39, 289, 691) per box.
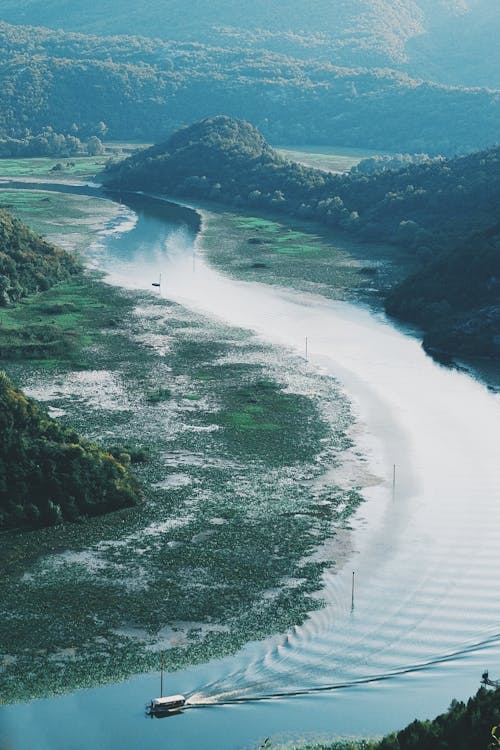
(291, 688, 500, 750)
(0, 21, 499, 153)
(0, 207, 80, 306)
(106, 115, 500, 358)
(104, 116, 500, 254)
(386, 224, 500, 358)
(374, 688, 500, 750)
(0, 371, 140, 530)
(0, 130, 83, 158)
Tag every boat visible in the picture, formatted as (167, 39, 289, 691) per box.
(147, 694, 186, 717)
(146, 659, 186, 717)
(481, 670, 500, 688)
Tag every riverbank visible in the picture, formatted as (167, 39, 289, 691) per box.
(0, 184, 363, 704)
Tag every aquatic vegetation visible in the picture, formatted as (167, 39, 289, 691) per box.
(1, 273, 361, 703)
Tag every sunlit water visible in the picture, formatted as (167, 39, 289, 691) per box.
(1, 189, 500, 749)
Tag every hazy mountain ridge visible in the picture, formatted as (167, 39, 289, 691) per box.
(0, 0, 497, 86)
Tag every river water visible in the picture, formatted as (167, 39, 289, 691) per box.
(1, 189, 500, 749)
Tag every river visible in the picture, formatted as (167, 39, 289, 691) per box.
(1, 188, 500, 750)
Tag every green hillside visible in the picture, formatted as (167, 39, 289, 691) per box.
(0, 206, 79, 305)
(1, 0, 496, 87)
(0, 21, 499, 153)
(104, 115, 500, 359)
(0, 372, 139, 530)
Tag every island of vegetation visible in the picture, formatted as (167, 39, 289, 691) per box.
(103, 115, 500, 360)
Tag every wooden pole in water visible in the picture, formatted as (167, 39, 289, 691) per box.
(305, 336, 308, 361)
(351, 571, 355, 610)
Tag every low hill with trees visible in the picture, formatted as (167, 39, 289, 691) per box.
(0, 207, 80, 306)
(0, 371, 139, 530)
(103, 115, 500, 359)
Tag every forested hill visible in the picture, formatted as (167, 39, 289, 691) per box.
(103, 116, 500, 255)
(0, 207, 79, 305)
(0, 21, 499, 154)
(0, 0, 498, 88)
(0, 372, 139, 530)
(104, 116, 500, 359)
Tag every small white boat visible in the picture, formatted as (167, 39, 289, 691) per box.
(146, 658, 186, 717)
(148, 694, 186, 716)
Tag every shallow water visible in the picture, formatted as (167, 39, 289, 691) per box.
(1, 189, 500, 749)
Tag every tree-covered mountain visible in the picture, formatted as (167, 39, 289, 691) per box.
(0, 207, 79, 305)
(103, 115, 500, 359)
(0, 371, 139, 530)
(0, 0, 497, 87)
(0, 21, 499, 154)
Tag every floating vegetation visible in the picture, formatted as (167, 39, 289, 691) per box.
(0, 275, 363, 704)
(0, 193, 365, 706)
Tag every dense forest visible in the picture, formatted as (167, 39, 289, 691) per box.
(0, 130, 104, 158)
(0, 21, 499, 154)
(0, 371, 139, 530)
(1, 0, 498, 88)
(103, 115, 500, 359)
(103, 116, 500, 254)
(0, 207, 80, 306)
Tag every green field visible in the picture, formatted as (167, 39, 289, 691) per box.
(0, 142, 146, 181)
(276, 145, 389, 174)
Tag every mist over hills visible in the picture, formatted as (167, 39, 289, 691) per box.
(0, 0, 498, 87)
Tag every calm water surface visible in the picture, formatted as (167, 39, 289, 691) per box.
(1, 189, 500, 750)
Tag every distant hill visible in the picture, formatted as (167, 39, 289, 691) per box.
(104, 115, 500, 359)
(0, 21, 499, 154)
(0, 0, 498, 88)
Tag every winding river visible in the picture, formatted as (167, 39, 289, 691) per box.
(1, 187, 500, 749)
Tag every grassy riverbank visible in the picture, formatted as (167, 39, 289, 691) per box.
(0, 176, 365, 704)
(199, 204, 415, 309)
